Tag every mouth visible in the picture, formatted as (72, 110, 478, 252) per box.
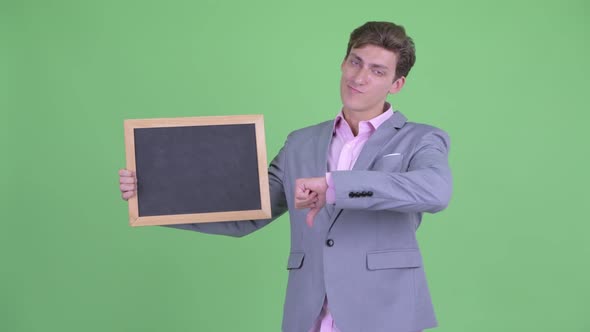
(347, 84, 363, 94)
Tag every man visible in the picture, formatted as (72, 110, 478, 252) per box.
(119, 21, 452, 332)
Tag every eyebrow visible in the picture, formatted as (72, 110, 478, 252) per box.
(349, 52, 391, 70)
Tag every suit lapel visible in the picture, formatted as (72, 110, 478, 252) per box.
(315, 121, 335, 175)
(352, 111, 407, 171)
(316, 120, 337, 219)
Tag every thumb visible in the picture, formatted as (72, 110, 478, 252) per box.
(306, 207, 320, 228)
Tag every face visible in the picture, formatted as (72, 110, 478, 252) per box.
(340, 44, 405, 116)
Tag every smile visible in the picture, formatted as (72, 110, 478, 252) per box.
(347, 85, 364, 94)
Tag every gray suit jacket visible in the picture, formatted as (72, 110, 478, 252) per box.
(168, 110, 452, 332)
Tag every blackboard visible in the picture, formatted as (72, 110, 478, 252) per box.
(123, 115, 271, 227)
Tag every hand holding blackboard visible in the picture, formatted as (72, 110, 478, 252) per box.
(119, 169, 136, 201)
(123, 115, 272, 227)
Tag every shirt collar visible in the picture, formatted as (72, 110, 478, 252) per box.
(333, 102, 394, 135)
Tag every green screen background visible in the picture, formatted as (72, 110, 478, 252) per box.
(2, 0, 589, 331)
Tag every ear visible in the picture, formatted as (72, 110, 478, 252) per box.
(388, 76, 406, 95)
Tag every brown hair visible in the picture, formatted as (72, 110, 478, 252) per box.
(346, 21, 416, 80)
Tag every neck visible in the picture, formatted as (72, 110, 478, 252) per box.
(342, 102, 387, 136)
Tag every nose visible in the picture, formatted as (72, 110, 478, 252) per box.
(352, 67, 369, 85)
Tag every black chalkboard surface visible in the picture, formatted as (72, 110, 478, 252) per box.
(124, 115, 271, 227)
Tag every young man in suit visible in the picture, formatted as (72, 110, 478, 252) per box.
(119, 21, 452, 332)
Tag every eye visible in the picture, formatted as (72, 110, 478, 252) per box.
(373, 70, 385, 76)
(350, 59, 360, 66)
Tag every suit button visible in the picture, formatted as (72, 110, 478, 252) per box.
(361, 191, 368, 196)
(326, 239, 334, 247)
(368, 191, 373, 197)
(349, 192, 355, 198)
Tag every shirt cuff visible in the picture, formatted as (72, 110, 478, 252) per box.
(325, 172, 335, 204)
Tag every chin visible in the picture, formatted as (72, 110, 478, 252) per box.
(341, 99, 365, 112)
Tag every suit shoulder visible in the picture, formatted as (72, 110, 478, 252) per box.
(403, 121, 450, 139)
(400, 121, 451, 151)
(285, 120, 333, 143)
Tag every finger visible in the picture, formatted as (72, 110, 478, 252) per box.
(120, 184, 135, 192)
(306, 207, 320, 227)
(119, 176, 136, 184)
(296, 199, 317, 209)
(316, 194, 326, 208)
(296, 191, 316, 201)
(296, 200, 316, 209)
(122, 191, 135, 200)
(296, 192, 318, 204)
(295, 199, 312, 209)
(295, 184, 310, 197)
(298, 190, 318, 199)
(295, 190, 309, 200)
(295, 199, 309, 209)
(296, 195, 318, 208)
(298, 179, 311, 191)
(119, 169, 134, 176)
(296, 179, 306, 191)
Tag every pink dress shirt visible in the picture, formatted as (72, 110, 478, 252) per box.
(308, 105, 393, 332)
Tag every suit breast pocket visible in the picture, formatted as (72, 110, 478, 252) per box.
(372, 153, 404, 173)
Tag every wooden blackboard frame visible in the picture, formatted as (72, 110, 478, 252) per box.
(123, 114, 271, 227)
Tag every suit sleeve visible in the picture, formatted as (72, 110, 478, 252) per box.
(162, 137, 290, 237)
(330, 130, 452, 213)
